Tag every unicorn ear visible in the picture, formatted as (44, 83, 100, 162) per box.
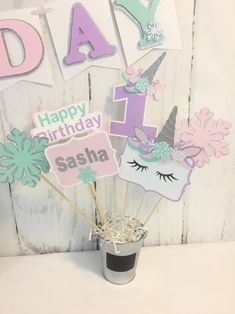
(134, 128, 149, 142)
(181, 146, 202, 158)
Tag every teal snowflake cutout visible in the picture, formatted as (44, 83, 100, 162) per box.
(134, 77, 150, 93)
(151, 142, 172, 160)
(145, 22, 164, 45)
(0, 128, 50, 188)
(78, 166, 97, 184)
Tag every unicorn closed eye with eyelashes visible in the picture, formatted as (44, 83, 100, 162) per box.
(119, 106, 201, 201)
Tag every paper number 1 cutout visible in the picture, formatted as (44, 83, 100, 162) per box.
(110, 85, 157, 138)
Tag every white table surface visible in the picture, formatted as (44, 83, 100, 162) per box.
(0, 242, 234, 314)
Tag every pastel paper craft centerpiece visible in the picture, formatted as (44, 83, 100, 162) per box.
(46, 131, 119, 187)
(119, 106, 201, 201)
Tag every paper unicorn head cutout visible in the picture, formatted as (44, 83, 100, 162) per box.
(122, 52, 166, 100)
(119, 106, 201, 201)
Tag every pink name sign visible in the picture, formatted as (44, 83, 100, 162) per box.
(45, 132, 119, 187)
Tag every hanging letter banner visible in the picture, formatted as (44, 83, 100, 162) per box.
(47, 0, 122, 81)
(0, 7, 53, 91)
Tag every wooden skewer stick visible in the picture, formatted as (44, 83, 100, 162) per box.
(41, 174, 101, 232)
(88, 183, 106, 225)
(123, 182, 129, 216)
(143, 197, 163, 226)
(135, 192, 147, 220)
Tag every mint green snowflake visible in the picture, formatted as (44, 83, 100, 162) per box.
(145, 22, 164, 45)
(135, 77, 150, 93)
(152, 142, 172, 160)
(78, 166, 97, 184)
(0, 129, 50, 188)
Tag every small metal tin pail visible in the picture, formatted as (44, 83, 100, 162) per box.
(99, 233, 147, 285)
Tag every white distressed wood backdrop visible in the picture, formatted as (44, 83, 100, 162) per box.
(0, 0, 235, 257)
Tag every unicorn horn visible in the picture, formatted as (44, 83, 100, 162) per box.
(155, 106, 178, 147)
(140, 52, 166, 83)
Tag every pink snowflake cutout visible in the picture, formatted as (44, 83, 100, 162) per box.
(176, 107, 231, 167)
